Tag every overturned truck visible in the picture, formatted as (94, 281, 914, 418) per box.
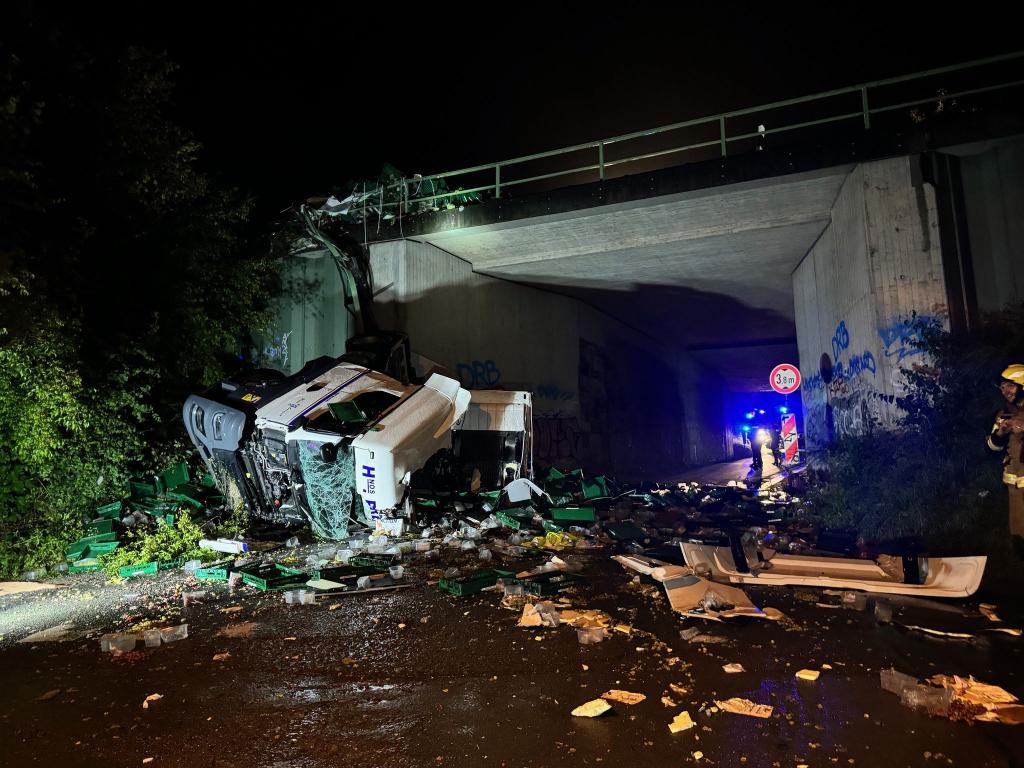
(183, 338, 532, 539)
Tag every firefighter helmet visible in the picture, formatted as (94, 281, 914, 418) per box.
(1002, 365, 1024, 385)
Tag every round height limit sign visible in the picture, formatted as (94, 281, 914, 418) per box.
(770, 363, 801, 395)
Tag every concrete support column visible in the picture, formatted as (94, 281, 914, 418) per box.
(794, 156, 947, 450)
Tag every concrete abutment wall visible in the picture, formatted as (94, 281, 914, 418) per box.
(368, 239, 728, 476)
(794, 156, 947, 450)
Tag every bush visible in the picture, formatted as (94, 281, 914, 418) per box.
(810, 306, 1024, 569)
(1, 23, 284, 576)
(0, 318, 153, 578)
(100, 511, 216, 578)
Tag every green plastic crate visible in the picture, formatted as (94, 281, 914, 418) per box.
(158, 558, 184, 571)
(439, 569, 513, 597)
(164, 492, 204, 510)
(194, 567, 227, 581)
(158, 463, 190, 491)
(194, 559, 233, 581)
(66, 541, 90, 562)
(549, 506, 596, 523)
(87, 541, 120, 556)
(85, 518, 115, 536)
(514, 572, 586, 596)
(130, 480, 159, 499)
(496, 511, 523, 530)
(542, 520, 566, 533)
(582, 476, 609, 499)
(81, 536, 116, 548)
(95, 501, 123, 519)
(119, 561, 158, 578)
(349, 554, 396, 569)
(238, 563, 307, 591)
(69, 558, 103, 573)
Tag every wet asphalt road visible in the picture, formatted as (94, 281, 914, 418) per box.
(2, 550, 1024, 768)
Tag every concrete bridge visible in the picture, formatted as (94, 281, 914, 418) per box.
(267, 52, 1024, 475)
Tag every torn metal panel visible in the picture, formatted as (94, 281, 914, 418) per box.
(612, 555, 765, 620)
(680, 541, 986, 598)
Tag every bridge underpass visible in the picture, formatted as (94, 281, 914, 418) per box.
(293, 53, 1024, 477)
(358, 131, 1024, 477)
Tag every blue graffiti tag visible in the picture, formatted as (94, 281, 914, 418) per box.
(804, 372, 825, 392)
(455, 360, 501, 388)
(831, 321, 850, 361)
(878, 316, 935, 361)
(845, 351, 877, 379)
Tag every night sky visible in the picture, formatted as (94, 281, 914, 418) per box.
(8, 5, 1021, 210)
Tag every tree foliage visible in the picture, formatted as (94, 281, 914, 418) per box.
(0, 19, 283, 577)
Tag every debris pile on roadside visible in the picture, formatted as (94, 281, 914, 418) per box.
(61, 462, 230, 576)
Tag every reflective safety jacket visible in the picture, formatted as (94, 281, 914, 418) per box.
(988, 399, 1024, 488)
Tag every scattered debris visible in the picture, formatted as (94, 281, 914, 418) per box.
(601, 690, 646, 705)
(142, 693, 163, 709)
(669, 711, 695, 733)
(19, 622, 88, 644)
(571, 699, 612, 717)
(931, 674, 1024, 724)
(715, 698, 774, 718)
(795, 669, 821, 681)
(216, 622, 259, 639)
(722, 663, 745, 673)
(979, 603, 1002, 622)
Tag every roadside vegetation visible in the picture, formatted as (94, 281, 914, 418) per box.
(0, 22, 282, 578)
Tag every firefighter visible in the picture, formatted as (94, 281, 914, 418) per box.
(988, 364, 1024, 556)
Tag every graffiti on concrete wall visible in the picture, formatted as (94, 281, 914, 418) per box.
(534, 412, 585, 465)
(803, 320, 886, 447)
(263, 330, 293, 370)
(455, 359, 502, 388)
(878, 315, 938, 362)
(831, 320, 850, 361)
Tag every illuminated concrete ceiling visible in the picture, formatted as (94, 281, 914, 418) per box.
(413, 166, 852, 389)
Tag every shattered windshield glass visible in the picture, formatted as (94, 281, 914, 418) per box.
(295, 439, 359, 539)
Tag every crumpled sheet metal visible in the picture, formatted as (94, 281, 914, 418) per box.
(612, 555, 765, 620)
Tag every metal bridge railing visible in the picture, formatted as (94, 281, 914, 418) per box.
(377, 50, 1024, 213)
